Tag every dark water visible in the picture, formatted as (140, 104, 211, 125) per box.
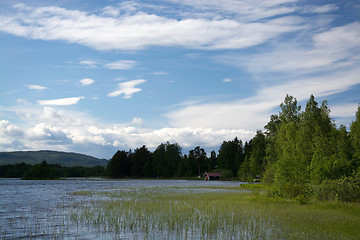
(0, 178, 242, 239)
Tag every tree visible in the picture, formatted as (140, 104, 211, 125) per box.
(248, 131, 266, 178)
(208, 150, 217, 171)
(217, 137, 243, 176)
(153, 142, 182, 178)
(274, 122, 307, 197)
(106, 150, 130, 178)
(22, 161, 57, 180)
(164, 142, 182, 177)
(263, 95, 301, 183)
(264, 114, 281, 137)
(153, 143, 166, 177)
(279, 94, 301, 124)
(237, 155, 251, 181)
(350, 105, 360, 170)
(189, 146, 207, 176)
(131, 145, 152, 178)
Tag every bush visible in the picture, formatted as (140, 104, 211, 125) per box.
(276, 182, 309, 199)
(312, 176, 360, 202)
(216, 168, 234, 179)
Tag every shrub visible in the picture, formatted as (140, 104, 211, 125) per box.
(216, 168, 234, 179)
(312, 176, 360, 202)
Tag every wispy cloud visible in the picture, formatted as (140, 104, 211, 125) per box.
(79, 78, 95, 86)
(26, 84, 47, 90)
(79, 60, 99, 68)
(108, 79, 146, 99)
(105, 60, 137, 70)
(38, 97, 84, 106)
(0, 3, 307, 51)
(166, 63, 360, 131)
(218, 22, 360, 75)
(152, 71, 168, 75)
(298, 4, 339, 14)
(222, 78, 232, 83)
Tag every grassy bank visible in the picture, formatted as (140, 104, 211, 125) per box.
(71, 184, 360, 239)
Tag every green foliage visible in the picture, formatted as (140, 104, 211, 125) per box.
(248, 131, 266, 177)
(106, 150, 130, 178)
(350, 105, 360, 168)
(215, 168, 234, 179)
(237, 156, 251, 181)
(312, 175, 360, 202)
(0, 162, 31, 178)
(274, 121, 309, 197)
(150, 142, 183, 178)
(22, 161, 58, 180)
(0, 161, 105, 179)
(279, 94, 301, 123)
(208, 150, 217, 171)
(189, 146, 207, 176)
(131, 145, 153, 178)
(217, 137, 244, 175)
(265, 94, 359, 200)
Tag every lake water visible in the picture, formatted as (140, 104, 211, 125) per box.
(0, 178, 243, 239)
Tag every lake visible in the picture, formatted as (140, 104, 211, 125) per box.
(0, 178, 243, 239)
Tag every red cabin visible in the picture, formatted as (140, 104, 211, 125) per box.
(204, 172, 222, 181)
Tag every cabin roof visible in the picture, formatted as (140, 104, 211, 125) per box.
(205, 172, 222, 177)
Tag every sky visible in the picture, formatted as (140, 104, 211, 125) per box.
(1, 0, 360, 159)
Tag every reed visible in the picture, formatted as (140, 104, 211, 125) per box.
(71, 186, 360, 239)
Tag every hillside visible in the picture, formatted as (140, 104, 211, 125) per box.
(0, 150, 108, 167)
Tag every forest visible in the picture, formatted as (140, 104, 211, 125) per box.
(106, 94, 360, 202)
(0, 161, 105, 179)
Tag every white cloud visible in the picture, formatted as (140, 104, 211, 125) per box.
(105, 60, 137, 70)
(299, 4, 338, 14)
(101, 6, 120, 17)
(79, 78, 95, 86)
(330, 103, 359, 119)
(0, 3, 306, 51)
(79, 60, 98, 68)
(38, 97, 85, 106)
(108, 79, 146, 99)
(165, 0, 298, 21)
(222, 78, 232, 83)
(130, 117, 145, 127)
(17, 99, 30, 105)
(152, 71, 168, 75)
(217, 22, 360, 75)
(27, 84, 47, 90)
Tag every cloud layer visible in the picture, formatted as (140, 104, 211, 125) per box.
(0, 107, 255, 158)
(0, 3, 305, 51)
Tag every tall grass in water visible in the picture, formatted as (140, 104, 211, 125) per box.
(71, 187, 360, 239)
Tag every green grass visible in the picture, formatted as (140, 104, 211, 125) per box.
(71, 186, 360, 239)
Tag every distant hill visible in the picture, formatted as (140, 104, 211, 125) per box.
(0, 150, 108, 167)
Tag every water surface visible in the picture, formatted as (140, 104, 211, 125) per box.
(0, 178, 243, 239)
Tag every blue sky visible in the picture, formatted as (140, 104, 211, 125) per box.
(1, 0, 360, 159)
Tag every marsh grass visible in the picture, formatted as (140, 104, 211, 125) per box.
(70, 186, 360, 239)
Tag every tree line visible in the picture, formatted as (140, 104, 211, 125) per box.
(0, 161, 105, 179)
(1, 94, 359, 201)
(106, 94, 360, 201)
